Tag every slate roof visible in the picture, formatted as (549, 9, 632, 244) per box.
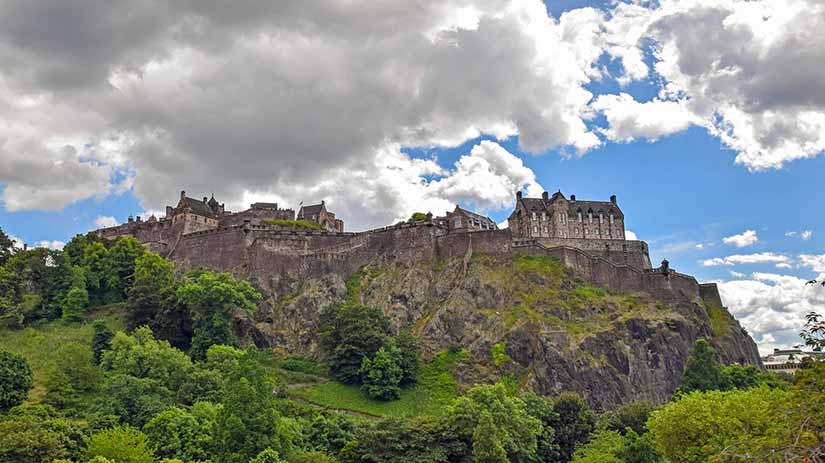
(299, 203, 324, 217)
(512, 192, 623, 218)
(180, 197, 216, 216)
(454, 206, 497, 227)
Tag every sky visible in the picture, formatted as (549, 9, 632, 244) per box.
(0, 0, 823, 354)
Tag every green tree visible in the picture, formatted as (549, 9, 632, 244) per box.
(360, 341, 404, 401)
(0, 226, 14, 266)
(647, 387, 795, 463)
(143, 404, 217, 462)
(394, 331, 420, 386)
(0, 405, 87, 463)
(521, 392, 559, 462)
(91, 320, 114, 365)
(84, 425, 155, 463)
(616, 430, 664, 463)
(571, 430, 624, 463)
(447, 383, 542, 462)
(249, 448, 286, 463)
(176, 271, 261, 360)
(100, 327, 193, 392)
(127, 252, 176, 330)
(339, 415, 463, 463)
(211, 353, 294, 463)
(677, 339, 724, 394)
(0, 350, 33, 410)
(406, 212, 429, 223)
(62, 286, 89, 322)
(319, 305, 391, 384)
(44, 343, 101, 409)
(473, 412, 508, 463)
(549, 392, 596, 463)
(598, 401, 656, 436)
(103, 237, 145, 302)
(97, 374, 175, 428)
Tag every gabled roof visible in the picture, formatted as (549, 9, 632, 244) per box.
(567, 200, 622, 217)
(299, 203, 325, 217)
(180, 196, 216, 216)
(454, 206, 496, 225)
(511, 192, 623, 217)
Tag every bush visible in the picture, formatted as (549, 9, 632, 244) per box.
(91, 320, 114, 365)
(0, 350, 33, 410)
(62, 287, 89, 323)
(143, 405, 215, 462)
(84, 425, 155, 463)
(360, 342, 403, 401)
(320, 305, 391, 384)
(44, 343, 101, 409)
(677, 339, 723, 394)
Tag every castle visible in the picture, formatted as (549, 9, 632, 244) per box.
(95, 188, 733, 309)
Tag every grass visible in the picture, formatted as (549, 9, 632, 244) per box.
(0, 304, 127, 403)
(263, 219, 324, 231)
(291, 349, 467, 418)
(703, 302, 731, 337)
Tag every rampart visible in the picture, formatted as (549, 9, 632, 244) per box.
(162, 221, 722, 309)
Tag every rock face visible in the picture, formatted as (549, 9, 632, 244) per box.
(244, 252, 761, 410)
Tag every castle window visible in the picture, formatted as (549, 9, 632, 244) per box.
(599, 213, 604, 224)
(532, 212, 537, 221)
(609, 213, 614, 225)
(588, 212, 593, 223)
(454, 218, 461, 228)
(578, 211, 583, 222)
(532, 225, 538, 234)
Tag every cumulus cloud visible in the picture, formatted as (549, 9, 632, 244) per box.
(722, 230, 759, 248)
(35, 240, 65, 250)
(718, 272, 825, 354)
(590, 93, 697, 142)
(786, 230, 813, 241)
(799, 254, 825, 274)
(701, 252, 789, 267)
(0, 0, 607, 223)
(94, 216, 118, 229)
(596, 0, 825, 170)
(625, 230, 638, 241)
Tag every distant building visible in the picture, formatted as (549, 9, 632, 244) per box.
(508, 190, 626, 240)
(761, 348, 823, 374)
(297, 201, 344, 232)
(434, 205, 498, 232)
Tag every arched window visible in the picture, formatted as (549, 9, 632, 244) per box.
(588, 210, 593, 223)
(609, 213, 614, 225)
(599, 213, 604, 224)
(577, 209, 583, 222)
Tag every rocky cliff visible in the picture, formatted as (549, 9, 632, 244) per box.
(243, 252, 761, 410)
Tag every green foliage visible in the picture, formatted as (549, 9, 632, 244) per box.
(319, 305, 392, 384)
(598, 401, 656, 436)
(0, 227, 14, 266)
(360, 341, 404, 401)
(250, 448, 286, 463)
(127, 252, 176, 330)
(677, 339, 724, 394)
(0, 247, 71, 327)
(288, 450, 337, 463)
(101, 327, 194, 391)
(339, 416, 464, 463)
(211, 353, 295, 463)
(447, 383, 543, 462)
(0, 350, 33, 409)
(393, 331, 420, 386)
(473, 412, 508, 463)
(143, 403, 217, 462)
(91, 320, 114, 365)
(98, 374, 175, 428)
(62, 286, 90, 322)
(84, 425, 155, 463)
(278, 355, 327, 377)
(647, 387, 797, 463)
(520, 392, 559, 462)
(549, 392, 597, 463)
(304, 412, 357, 455)
(44, 343, 101, 410)
(406, 212, 429, 223)
(263, 219, 324, 231)
(702, 302, 731, 337)
(571, 430, 625, 463)
(491, 342, 511, 367)
(721, 363, 788, 390)
(0, 405, 87, 463)
(176, 271, 261, 359)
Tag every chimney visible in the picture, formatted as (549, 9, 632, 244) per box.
(180, 190, 186, 200)
(203, 197, 208, 203)
(23, 243, 27, 251)
(542, 191, 549, 200)
(516, 191, 522, 200)
(610, 194, 617, 205)
(570, 194, 576, 201)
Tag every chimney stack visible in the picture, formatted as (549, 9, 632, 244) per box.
(542, 191, 549, 200)
(516, 191, 522, 200)
(570, 195, 576, 201)
(180, 190, 186, 200)
(610, 194, 617, 205)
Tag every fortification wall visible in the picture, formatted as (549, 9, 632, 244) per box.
(536, 237, 652, 269)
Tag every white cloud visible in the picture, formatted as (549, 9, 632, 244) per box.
(701, 252, 790, 267)
(722, 230, 759, 248)
(718, 272, 825, 354)
(729, 270, 746, 278)
(775, 263, 793, 269)
(625, 230, 638, 241)
(35, 240, 65, 250)
(597, 0, 825, 170)
(695, 243, 704, 250)
(590, 93, 698, 142)
(94, 216, 118, 229)
(801, 230, 813, 240)
(0, 0, 605, 225)
(799, 254, 825, 274)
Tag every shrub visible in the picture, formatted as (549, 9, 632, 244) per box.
(0, 350, 33, 410)
(84, 425, 154, 463)
(360, 342, 403, 401)
(61, 287, 89, 322)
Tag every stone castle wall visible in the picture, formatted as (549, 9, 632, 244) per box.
(161, 221, 721, 309)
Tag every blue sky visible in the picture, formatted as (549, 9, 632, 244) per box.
(1, 0, 824, 352)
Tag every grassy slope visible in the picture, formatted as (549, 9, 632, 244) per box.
(291, 349, 467, 418)
(0, 304, 127, 403)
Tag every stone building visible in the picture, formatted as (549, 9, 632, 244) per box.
(297, 201, 344, 232)
(508, 191, 625, 240)
(434, 205, 498, 232)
